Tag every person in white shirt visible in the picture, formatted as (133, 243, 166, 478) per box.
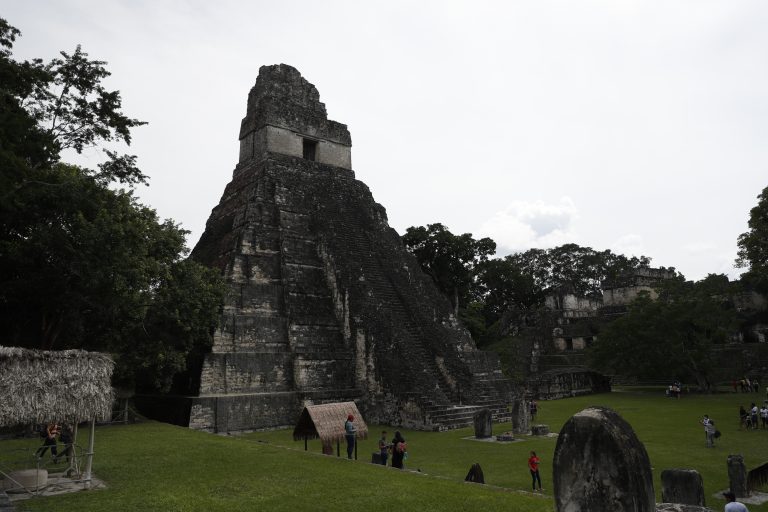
(700, 415, 716, 447)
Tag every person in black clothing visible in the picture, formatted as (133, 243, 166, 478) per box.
(391, 431, 406, 469)
(59, 423, 74, 466)
(35, 423, 60, 460)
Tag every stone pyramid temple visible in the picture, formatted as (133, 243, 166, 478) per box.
(177, 64, 516, 432)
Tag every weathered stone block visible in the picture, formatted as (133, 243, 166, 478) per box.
(727, 454, 748, 497)
(511, 398, 530, 434)
(531, 424, 550, 436)
(473, 408, 493, 438)
(553, 406, 654, 512)
(661, 468, 705, 506)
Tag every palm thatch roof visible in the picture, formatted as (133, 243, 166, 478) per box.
(293, 402, 368, 444)
(0, 346, 114, 427)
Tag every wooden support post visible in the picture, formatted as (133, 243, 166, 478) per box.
(83, 417, 95, 489)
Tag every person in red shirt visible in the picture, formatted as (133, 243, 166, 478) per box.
(528, 450, 542, 491)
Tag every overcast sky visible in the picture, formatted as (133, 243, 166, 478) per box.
(6, 1, 767, 280)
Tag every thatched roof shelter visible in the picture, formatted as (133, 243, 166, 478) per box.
(293, 402, 368, 445)
(0, 346, 114, 427)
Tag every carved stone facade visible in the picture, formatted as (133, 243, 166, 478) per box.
(176, 64, 515, 432)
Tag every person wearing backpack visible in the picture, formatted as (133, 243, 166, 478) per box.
(391, 431, 407, 469)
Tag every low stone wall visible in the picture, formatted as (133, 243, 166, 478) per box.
(528, 368, 611, 399)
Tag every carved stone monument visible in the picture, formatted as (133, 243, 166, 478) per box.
(553, 406, 654, 512)
(727, 454, 748, 497)
(473, 408, 492, 438)
(141, 64, 518, 432)
(511, 398, 530, 434)
(661, 469, 705, 506)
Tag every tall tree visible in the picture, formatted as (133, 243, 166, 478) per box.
(402, 223, 495, 315)
(475, 256, 544, 322)
(0, 19, 223, 393)
(510, 244, 651, 300)
(737, 185, 768, 292)
(588, 277, 736, 391)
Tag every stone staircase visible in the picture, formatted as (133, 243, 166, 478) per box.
(411, 393, 511, 431)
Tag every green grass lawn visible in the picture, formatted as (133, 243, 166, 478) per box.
(4, 388, 768, 511)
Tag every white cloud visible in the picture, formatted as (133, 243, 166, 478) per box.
(478, 197, 578, 254)
(611, 234, 646, 259)
(683, 242, 717, 253)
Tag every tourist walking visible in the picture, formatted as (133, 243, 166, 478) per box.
(344, 414, 356, 459)
(750, 403, 759, 429)
(391, 431, 407, 469)
(701, 415, 716, 447)
(528, 450, 543, 491)
(530, 400, 538, 422)
(723, 491, 749, 512)
(378, 430, 389, 466)
(761, 405, 768, 429)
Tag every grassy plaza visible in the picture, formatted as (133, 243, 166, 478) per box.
(5, 387, 768, 511)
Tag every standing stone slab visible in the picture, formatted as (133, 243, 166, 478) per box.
(511, 398, 530, 435)
(661, 469, 705, 506)
(473, 408, 493, 438)
(727, 454, 748, 497)
(554, 406, 654, 512)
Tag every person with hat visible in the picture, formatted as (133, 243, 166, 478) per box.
(344, 414, 357, 459)
(723, 491, 749, 512)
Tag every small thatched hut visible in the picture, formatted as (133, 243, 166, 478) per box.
(0, 346, 114, 487)
(0, 347, 114, 427)
(293, 402, 368, 457)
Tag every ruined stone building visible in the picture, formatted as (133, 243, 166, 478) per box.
(147, 64, 515, 433)
(521, 269, 675, 398)
(600, 267, 676, 317)
(545, 285, 601, 352)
